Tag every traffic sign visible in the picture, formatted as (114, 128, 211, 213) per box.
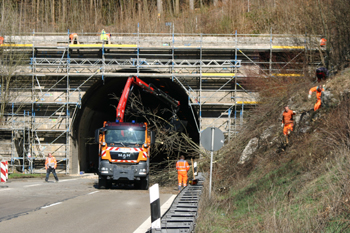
(200, 127, 224, 151)
(200, 127, 225, 199)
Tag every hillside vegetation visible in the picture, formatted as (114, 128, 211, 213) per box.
(196, 70, 350, 232)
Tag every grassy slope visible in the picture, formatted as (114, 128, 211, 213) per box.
(196, 70, 350, 232)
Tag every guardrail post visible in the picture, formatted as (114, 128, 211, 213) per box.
(149, 183, 161, 231)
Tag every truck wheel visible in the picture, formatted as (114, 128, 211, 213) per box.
(98, 176, 107, 189)
(140, 175, 149, 190)
(106, 180, 112, 189)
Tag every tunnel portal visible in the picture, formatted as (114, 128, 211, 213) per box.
(73, 77, 199, 172)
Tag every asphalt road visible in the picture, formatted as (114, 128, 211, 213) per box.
(0, 175, 174, 233)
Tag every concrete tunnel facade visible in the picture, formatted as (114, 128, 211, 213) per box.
(71, 77, 199, 173)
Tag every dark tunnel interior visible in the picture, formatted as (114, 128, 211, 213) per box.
(73, 76, 199, 172)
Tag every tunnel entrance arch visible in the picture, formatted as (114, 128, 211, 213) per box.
(72, 76, 199, 173)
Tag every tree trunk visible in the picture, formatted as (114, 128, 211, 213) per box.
(213, 0, 218, 7)
(36, 0, 40, 30)
(62, 0, 66, 30)
(94, 0, 97, 28)
(24, 0, 27, 29)
(2, 0, 5, 25)
(51, 0, 55, 27)
(167, 0, 172, 16)
(19, 0, 23, 33)
(189, 0, 194, 11)
(175, 0, 179, 14)
(157, 0, 163, 14)
(90, 0, 93, 24)
(45, 0, 48, 30)
(143, 0, 148, 14)
(138, 0, 141, 18)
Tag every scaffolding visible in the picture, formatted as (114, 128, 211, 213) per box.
(0, 29, 322, 173)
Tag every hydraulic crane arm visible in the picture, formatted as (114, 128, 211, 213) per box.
(116, 76, 180, 122)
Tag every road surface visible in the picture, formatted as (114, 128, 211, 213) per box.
(0, 175, 175, 233)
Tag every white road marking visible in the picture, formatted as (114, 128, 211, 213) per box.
(88, 191, 99, 195)
(24, 184, 41, 187)
(41, 202, 62, 209)
(0, 188, 12, 191)
(133, 195, 176, 233)
(59, 179, 78, 182)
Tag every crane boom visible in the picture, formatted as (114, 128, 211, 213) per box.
(116, 76, 180, 122)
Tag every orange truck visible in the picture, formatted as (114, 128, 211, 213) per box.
(95, 76, 180, 189)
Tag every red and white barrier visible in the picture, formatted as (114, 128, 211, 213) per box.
(1, 161, 8, 183)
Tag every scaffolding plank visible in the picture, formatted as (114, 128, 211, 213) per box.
(202, 73, 235, 77)
(69, 44, 137, 48)
(272, 45, 305, 49)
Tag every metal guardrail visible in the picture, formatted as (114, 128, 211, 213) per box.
(149, 173, 204, 233)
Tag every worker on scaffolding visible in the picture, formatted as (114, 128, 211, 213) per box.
(281, 106, 296, 144)
(308, 85, 325, 111)
(100, 29, 111, 45)
(316, 67, 328, 83)
(45, 153, 59, 182)
(69, 33, 79, 44)
(176, 155, 190, 191)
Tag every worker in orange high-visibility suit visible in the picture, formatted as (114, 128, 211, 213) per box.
(320, 37, 327, 47)
(45, 153, 59, 182)
(69, 33, 79, 44)
(281, 106, 296, 144)
(308, 85, 325, 111)
(176, 155, 190, 191)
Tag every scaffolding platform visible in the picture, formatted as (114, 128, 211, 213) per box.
(0, 31, 323, 173)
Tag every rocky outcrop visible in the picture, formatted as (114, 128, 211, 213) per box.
(321, 90, 337, 108)
(238, 137, 258, 164)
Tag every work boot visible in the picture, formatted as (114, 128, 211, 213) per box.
(55, 180, 59, 183)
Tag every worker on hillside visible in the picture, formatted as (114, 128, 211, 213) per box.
(45, 153, 59, 182)
(281, 106, 296, 144)
(176, 155, 190, 191)
(308, 85, 325, 111)
(0, 36, 4, 45)
(100, 29, 111, 44)
(316, 67, 328, 83)
(69, 33, 79, 44)
(320, 37, 327, 47)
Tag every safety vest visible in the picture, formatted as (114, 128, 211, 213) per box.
(309, 86, 324, 101)
(176, 160, 189, 172)
(0, 36, 4, 44)
(282, 110, 295, 125)
(100, 30, 108, 41)
(45, 157, 57, 169)
(320, 38, 326, 46)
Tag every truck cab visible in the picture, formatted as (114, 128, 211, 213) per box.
(96, 120, 155, 189)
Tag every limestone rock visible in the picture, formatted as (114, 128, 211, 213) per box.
(238, 137, 258, 164)
(321, 90, 336, 108)
(260, 125, 275, 140)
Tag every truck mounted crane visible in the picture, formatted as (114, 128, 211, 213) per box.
(95, 76, 180, 189)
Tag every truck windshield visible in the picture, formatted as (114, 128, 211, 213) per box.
(105, 129, 145, 145)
